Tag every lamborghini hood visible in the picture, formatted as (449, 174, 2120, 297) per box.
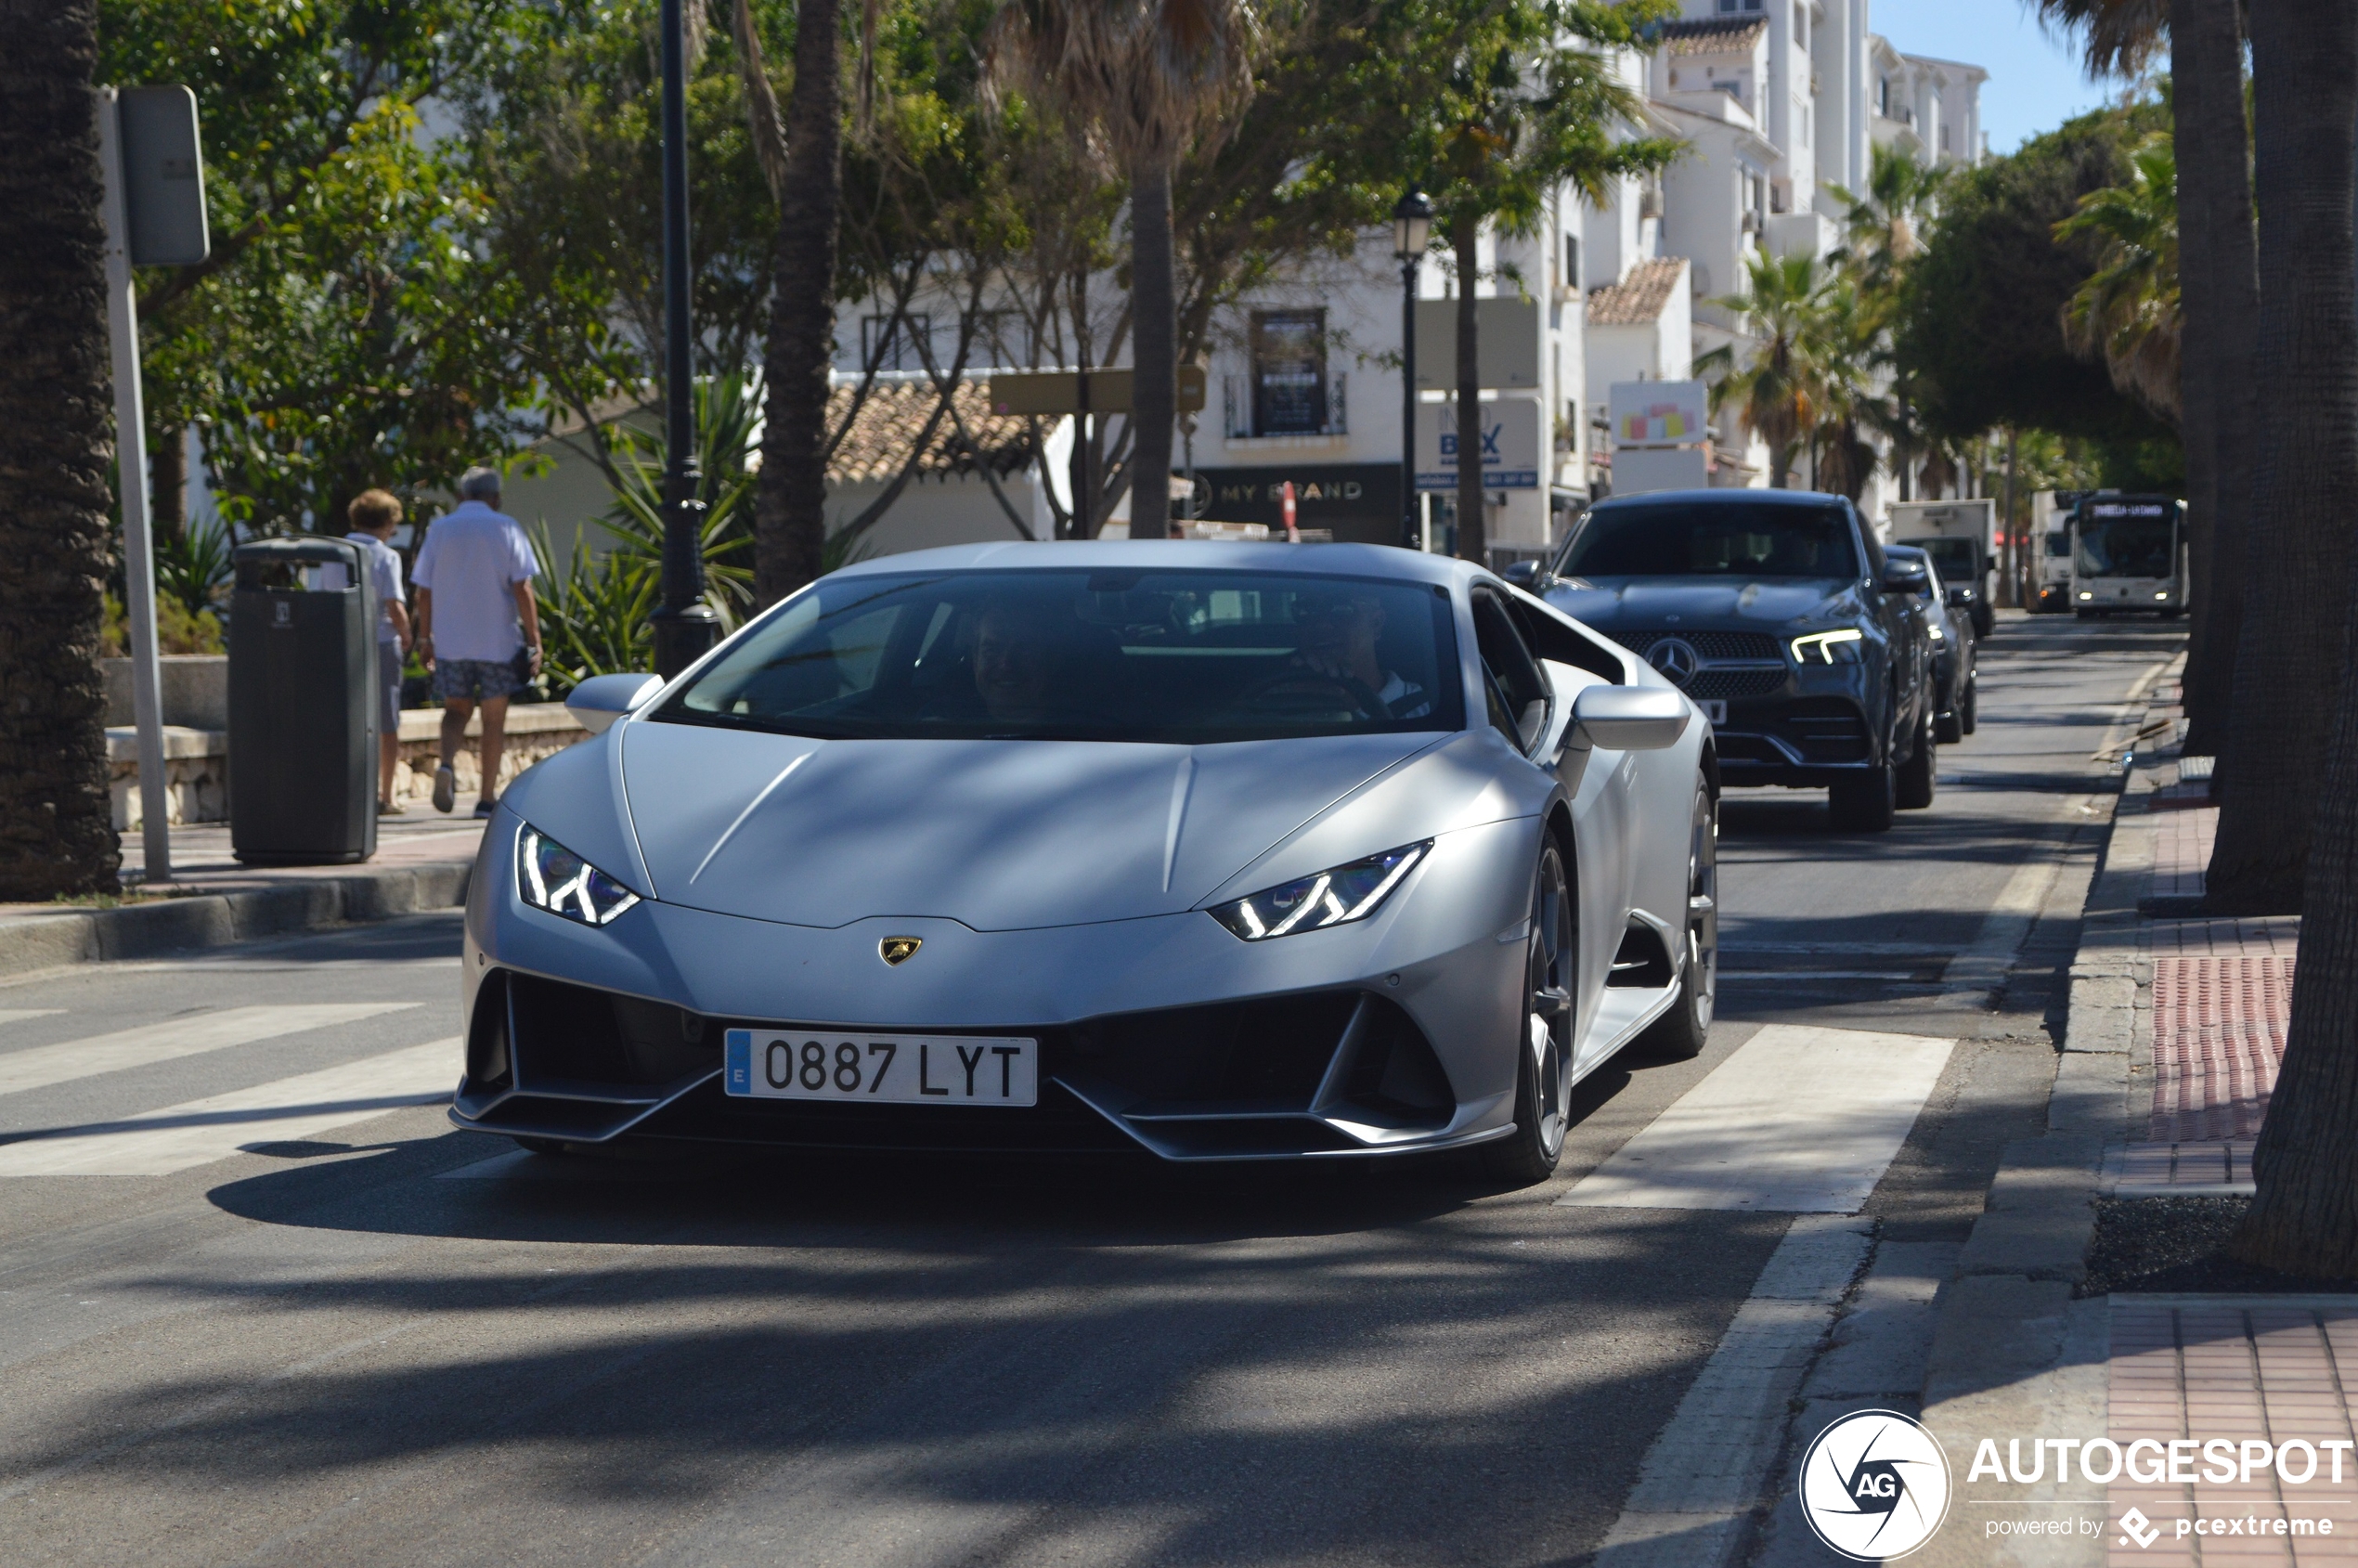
(613, 720, 1445, 931)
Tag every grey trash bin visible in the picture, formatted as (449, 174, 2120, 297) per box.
(228, 537, 379, 864)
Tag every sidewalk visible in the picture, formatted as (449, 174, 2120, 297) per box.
(0, 810, 484, 978)
(1920, 666, 2358, 1566)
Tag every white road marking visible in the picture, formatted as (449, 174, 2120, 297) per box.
(1561, 1024, 1955, 1213)
(0, 1038, 458, 1176)
(0, 1010, 64, 1027)
(1591, 1216, 1875, 1567)
(0, 1004, 418, 1099)
(1935, 808, 2088, 997)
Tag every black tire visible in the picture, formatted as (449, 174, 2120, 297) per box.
(1935, 703, 1963, 745)
(1960, 673, 1978, 735)
(1483, 840, 1575, 1186)
(1830, 763, 1896, 832)
(1898, 713, 1937, 810)
(1632, 785, 1717, 1062)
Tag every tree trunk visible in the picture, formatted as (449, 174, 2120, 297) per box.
(1127, 155, 1175, 541)
(0, 0, 120, 899)
(752, 0, 841, 606)
(2205, 0, 2358, 914)
(1453, 214, 1484, 564)
(2173, 0, 2259, 757)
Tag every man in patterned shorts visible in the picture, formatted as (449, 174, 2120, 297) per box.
(412, 466, 543, 818)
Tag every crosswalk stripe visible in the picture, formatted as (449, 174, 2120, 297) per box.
(0, 1004, 419, 1100)
(1559, 1024, 1955, 1213)
(0, 1038, 459, 1177)
(0, 1010, 65, 1027)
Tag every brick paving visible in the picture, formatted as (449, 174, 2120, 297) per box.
(2107, 1302, 2358, 1564)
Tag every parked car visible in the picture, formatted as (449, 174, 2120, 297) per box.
(1537, 488, 1937, 832)
(454, 542, 1719, 1186)
(1885, 544, 1977, 743)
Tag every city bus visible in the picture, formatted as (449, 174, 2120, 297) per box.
(2072, 494, 2186, 618)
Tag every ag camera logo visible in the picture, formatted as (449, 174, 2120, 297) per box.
(1799, 1408, 1952, 1560)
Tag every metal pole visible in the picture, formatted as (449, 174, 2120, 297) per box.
(97, 90, 172, 885)
(649, 0, 719, 680)
(1402, 256, 1419, 549)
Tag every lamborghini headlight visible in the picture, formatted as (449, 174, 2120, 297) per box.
(1791, 628, 1864, 665)
(516, 825, 642, 927)
(1208, 842, 1430, 940)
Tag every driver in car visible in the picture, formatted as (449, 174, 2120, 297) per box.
(1289, 590, 1430, 719)
(973, 602, 1069, 725)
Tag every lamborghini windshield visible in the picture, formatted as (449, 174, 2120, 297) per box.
(654, 568, 1464, 743)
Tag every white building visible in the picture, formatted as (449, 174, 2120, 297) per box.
(814, 3, 1988, 562)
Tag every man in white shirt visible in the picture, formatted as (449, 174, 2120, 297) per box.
(412, 467, 543, 817)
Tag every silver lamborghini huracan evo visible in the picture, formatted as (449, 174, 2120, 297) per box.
(452, 540, 1717, 1184)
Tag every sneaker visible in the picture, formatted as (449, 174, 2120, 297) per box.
(432, 766, 455, 814)
(377, 799, 405, 817)
(473, 798, 497, 819)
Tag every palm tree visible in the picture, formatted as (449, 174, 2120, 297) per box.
(2213, 0, 2358, 1279)
(992, 0, 1260, 539)
(2054, 131, 2179, 423)
(2032, 0, 2254, 755)
(1704, 252, 1831, 490)
(1805, 283, 1884, 502)
(2207, 0, 2358, 915)
(749, 0, 849, 603)
(1831, 143, 1947, 302)
(0, 0, 121, 899)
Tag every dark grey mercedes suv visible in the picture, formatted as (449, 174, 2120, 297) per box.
(1535, 489, 1937, 831)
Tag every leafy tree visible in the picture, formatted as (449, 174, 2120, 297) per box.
(1894, 102, 2173, 450)
(0, 0, 119, 899)
(99, 0, 540, 535)
(2054, 130, 2179, 424)
(1411, 0, 1674, 560)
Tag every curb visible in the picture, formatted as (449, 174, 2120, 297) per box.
(0, 862, 473, 979)
(1914, 652, 2182, 1567)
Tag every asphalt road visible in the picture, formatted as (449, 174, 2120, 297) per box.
(0, 612, 2183, 1567)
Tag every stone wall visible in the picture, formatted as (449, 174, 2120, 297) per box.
(109, 703, 590, 826)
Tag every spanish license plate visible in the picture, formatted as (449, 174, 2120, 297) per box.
(1698, 700, 1728, 725)
(724, 1029, 1039, 1107)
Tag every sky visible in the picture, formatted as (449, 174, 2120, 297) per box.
(1868, 0, 2125, 155)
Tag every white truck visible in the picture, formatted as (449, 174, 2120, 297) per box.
(1888, 499, 1996, 636)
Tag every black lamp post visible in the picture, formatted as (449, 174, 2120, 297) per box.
(1393, 188, 1433, 551)
(649, 0, 719, 679)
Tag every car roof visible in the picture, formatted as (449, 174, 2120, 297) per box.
(826, 538, 1484, 590)
(1587, 487, 1854, 512)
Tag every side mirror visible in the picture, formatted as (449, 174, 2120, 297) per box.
(1573, 685, 1690, 751)
(1985, 552, 1998, 575)
(1880, 559, 1928, 593)
(1500, 559, 1548, 590)
(1944, 584, 1976, 607)
(566, 673, 661, 735)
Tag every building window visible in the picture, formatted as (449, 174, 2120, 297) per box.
(1940, 124, 1950, 150)
(862, 313, 932, 370)
(1876, 77, 1889, 117)
(1563, 232, 1581, 292)
(1250, 309, 1328, 436)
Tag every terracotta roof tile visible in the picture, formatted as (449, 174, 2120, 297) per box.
(1587, 258, 1689, 327)
(824, 379, 1035, 486)
(1661, 17, 1768, 54)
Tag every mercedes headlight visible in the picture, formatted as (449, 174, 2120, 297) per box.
(1209, 842, 1431, 941)
(1791, 628, 1864, 665)
(517, 825, 643, 927)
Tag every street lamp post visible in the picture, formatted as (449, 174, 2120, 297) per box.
(1393, 189, 1432, 551)
(649, 0, 719, 679)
